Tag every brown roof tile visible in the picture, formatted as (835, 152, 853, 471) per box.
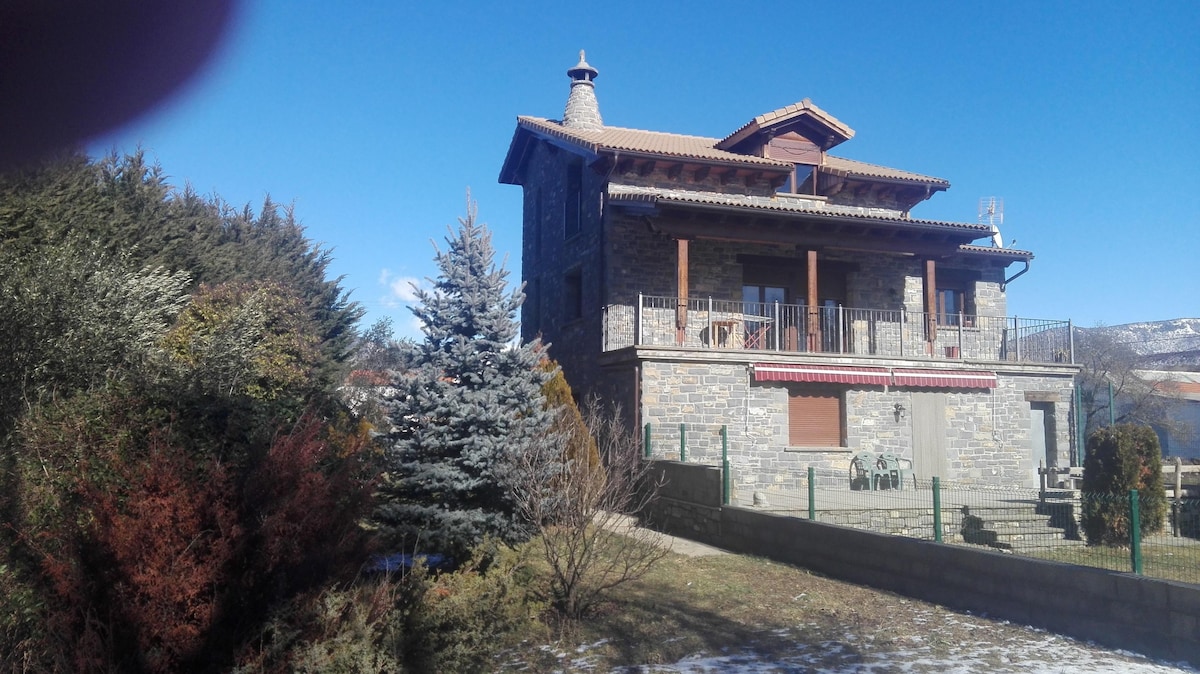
(956, 243, 1034, 260)
(515, 117, 948, 188)
(607, 184, 990, 234)
(823, 156, 949, 186)
(517, 116, 794, 169)
(717, 99, 855, 150)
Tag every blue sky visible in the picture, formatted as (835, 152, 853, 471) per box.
(92, 1, 1199, 338)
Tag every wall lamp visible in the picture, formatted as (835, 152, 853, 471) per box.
(893, 403, 906, 422)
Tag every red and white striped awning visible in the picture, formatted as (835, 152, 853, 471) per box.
(753, 364, 891, 386)
(892, 368, 997, 389)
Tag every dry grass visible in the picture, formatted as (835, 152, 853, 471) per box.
(1022, 538, 1200, 585)
(498, 543, 1169, 672)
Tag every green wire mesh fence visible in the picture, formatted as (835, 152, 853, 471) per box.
(748, 466, 1200, 586)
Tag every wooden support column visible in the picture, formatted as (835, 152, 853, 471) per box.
(923, 259, 937, 354)
(676, 238, 689, 345)
(806, 250, 820, 351)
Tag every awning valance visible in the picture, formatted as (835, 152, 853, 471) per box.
(754, 364, 891, 386)
(892, 368, 997, 389)
(754, 364, 998, 389)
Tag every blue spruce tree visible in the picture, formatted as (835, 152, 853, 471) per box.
(374, 199, 550, 559)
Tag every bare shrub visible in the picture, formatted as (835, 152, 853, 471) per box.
(511, 397, 667, 619)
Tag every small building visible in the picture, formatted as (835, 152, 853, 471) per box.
(1138, 370, 1200, 459)
(499, 52, 1079, 492)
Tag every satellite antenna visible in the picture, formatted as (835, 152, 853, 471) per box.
(978, 197, 1004, 247)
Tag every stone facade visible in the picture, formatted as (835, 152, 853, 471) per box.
(629, 356, 1074, 493)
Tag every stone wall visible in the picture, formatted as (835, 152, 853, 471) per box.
(641, 468, 1200, 668)
(636, 357, 1075, 494)
(519, 140, 609, 395)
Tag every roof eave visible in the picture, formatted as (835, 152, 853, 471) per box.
(954, 245, 1035, 262)
(498, 125, 533, 185)
(819, 164, 950, 190)
(610, 192, 990, 238)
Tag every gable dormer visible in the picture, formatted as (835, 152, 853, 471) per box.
(716, 98, 855, 157)
(716, 99, 854, 195)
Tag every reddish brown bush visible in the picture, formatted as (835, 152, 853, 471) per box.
(9, 392, 377, 673)
(88, 439, 240, 672)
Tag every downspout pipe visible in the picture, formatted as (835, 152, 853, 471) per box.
(1001, 259, 1030, 292)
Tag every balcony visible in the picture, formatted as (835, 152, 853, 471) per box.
(602, 295, 1074, 365)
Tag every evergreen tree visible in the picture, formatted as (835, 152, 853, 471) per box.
(373, 200, 549, 559)
(0, 151, 364, 388)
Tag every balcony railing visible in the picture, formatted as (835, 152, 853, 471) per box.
(601, 295, 1074, 365)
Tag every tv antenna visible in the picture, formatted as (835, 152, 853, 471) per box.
(978, 197, 1005, 247)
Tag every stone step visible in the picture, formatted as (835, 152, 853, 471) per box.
(959, 506, 1048, 518)
(988, 527, 1067, 541)
(984, 519, 1064, 531)
(991, 538, 1084, 552)
(1041, 489, 1078, 499)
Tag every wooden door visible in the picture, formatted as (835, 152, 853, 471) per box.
(911, 392, 947, 483)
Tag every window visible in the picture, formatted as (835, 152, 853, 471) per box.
(788, 386, 844, 447)
(564, 159, 582, 238)
(777, 164, 816, 195)
(564, 269, 583, 321)
(936, 274, 978, 327)
(531, 187, 542, 258)
(525, 277, 540, 334)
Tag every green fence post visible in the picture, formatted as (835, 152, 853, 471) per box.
(721, 425, 730, 506)
(1130, 489, 1143, 575)
(808, 466, 816, 521)
(679, 423, 686, 462)
(932, 477, 943, 543)
(644, 423, 651, 459)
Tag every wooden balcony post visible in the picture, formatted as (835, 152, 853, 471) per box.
(923, 259, 937, 355)
(806, 250, 819, 350)
(676, 238, 689, 345)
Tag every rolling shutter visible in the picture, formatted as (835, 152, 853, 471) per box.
(788, 388, 843, 447)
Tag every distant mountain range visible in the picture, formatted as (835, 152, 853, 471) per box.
(1078, 318, 1200, 370)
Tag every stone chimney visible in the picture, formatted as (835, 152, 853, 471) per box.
(562, 50, 602, 130)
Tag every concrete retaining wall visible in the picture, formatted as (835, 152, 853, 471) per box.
(644, 460, 1200, 665)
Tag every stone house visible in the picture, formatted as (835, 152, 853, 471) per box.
(499, 52, 1079, 492)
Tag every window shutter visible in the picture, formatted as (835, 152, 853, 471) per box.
(789, 389, 842, 446)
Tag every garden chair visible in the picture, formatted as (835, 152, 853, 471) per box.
(878, 452, 915, 490)
(850, 451, 891, 491)
(849, 451, 872, 490)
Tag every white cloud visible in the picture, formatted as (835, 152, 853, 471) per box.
(408, 314, 425, 336)
(390, 276, 422, 303)
(378, 268, 424, 306)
